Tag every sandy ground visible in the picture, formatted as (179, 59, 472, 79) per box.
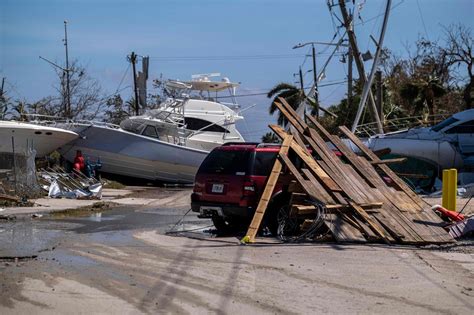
(0, 188, 473, 314)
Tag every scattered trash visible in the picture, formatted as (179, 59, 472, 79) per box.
(428, 183, 474, 198)
(448, 216, 474, 238)
(39, 168, 103, 200)
(31, 213, 43, 219)
(0, 214, 15, 221)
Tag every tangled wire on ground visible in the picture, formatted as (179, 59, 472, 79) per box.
(277, 198, 332, 243)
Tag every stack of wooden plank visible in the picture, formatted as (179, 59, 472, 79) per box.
(242, 97, 454, 245)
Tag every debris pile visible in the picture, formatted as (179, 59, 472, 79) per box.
(38, 167, 102, 200)
(243, 98, 454, 245)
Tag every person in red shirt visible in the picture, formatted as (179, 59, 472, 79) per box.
(73, 150, 85, 174)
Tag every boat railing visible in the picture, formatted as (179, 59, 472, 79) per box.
(24, 114, 121, 130)
(354, 113, 451, 138)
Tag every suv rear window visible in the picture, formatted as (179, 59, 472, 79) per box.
(198, 149, 252, 175)
(252, 151, 278, 176)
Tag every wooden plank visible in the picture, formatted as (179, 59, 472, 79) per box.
(273, 99, 452, 244)
(301, 168, 345, 205)
(323, 213, 367, 243)
(271, 124, 345, 192)
(350, 215, 380, 240)
(306, 114, 379, 189)
(289, 192, 309, 205)
(348, 201, 393, 244)
(339, 125, 428, 207)
(371, 158, 407, 165)
(242, 135, 293, 243)
(336, 136, 452, 243)
(291, 127, 307, 149)
(291, 204, 317, 216)
(297, 119, 432, 243)
(293, 204, 382, 215)
(304, 117, 431, 243)
(270, 125, 342, 193)
(289, 141, 342, 192)
(274, 101, 305, 134)
(288, 180, 304, 193)
(299, 169, 335, 203)
(279, 154, 320, 201)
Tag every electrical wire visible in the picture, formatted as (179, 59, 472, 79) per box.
(354, 0, 405, 26)
(114, 63, 131, 94)
(216, 80, 348, 99)
(277, 198, 329, 243)
(416, 0, 430, 40)
(149, 52, 343, 62)
(366, 0, 385, 51)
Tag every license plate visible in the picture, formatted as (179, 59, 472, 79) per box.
(211, 183, 224, 193)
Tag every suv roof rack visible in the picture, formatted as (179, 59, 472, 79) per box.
(256, 143, 281, 148)
(221, 142, 259, 146)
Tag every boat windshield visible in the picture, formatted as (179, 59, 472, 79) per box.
(431, 117, 459, 132)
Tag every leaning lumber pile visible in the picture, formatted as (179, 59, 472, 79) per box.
(242, 97, 454, 245)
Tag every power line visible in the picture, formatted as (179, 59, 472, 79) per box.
(148, 53, 344, 62)
(217, 80, 348, 99)
(114, 63, 131, 94)
(416, 0, 430, 40)
(354, 0, 404, 26)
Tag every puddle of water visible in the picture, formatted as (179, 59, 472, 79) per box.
(0, 221, 67, 257)
(50, 249, 100, 268)
(0, 205, 212, 259)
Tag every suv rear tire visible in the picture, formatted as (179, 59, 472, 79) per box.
(265, 193, 290, 236)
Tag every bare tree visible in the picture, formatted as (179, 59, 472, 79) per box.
(104, 94, 131, 124)
(442, 24, 473, 109)
(36, 59, 105, 120)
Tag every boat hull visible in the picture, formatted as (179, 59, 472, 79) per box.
(368, 137, 464, 169)
(59, 125, 209, 183)
(0, 121, 78, 157)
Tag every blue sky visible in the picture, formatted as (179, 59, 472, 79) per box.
(1, 0, 473, 140)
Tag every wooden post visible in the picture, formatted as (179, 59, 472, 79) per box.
(241, 135, 293, 244)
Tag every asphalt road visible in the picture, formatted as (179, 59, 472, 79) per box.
(1, 188, 473, 314)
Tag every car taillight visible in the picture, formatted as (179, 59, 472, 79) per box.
(243, 180, 256, 196)
(193, 183, 203, 195)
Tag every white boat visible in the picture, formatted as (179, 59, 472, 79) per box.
(0, 120, 78, 157)
(52, 74, 246, 183)
(364, 109, 474, 170)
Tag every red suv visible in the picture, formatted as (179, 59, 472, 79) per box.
(191, 143, 287, 234)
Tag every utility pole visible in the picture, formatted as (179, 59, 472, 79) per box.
(376, 70, 384, 124)
(311, 45, 319, 118)
(128, 52, 140, 116)
(347, 47, 353, 108)
(338, 0, 383, 133)
(0, 77, 5, 99)
(63, 20, 71, 118)
(293, 40, 348, 120)
(298, 66, 304, 92)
